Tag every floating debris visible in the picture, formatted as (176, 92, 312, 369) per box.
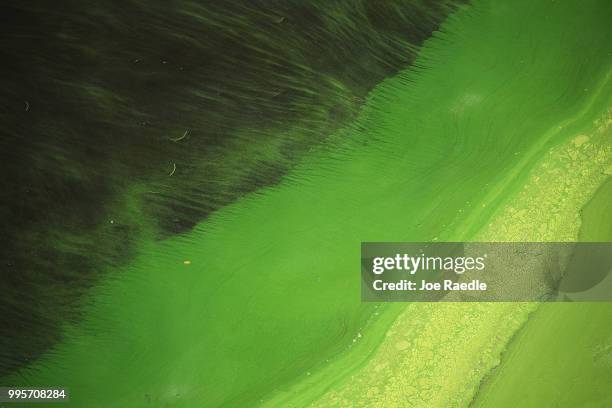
(170, 128, 191, 142)
(183, 260, 191, 265)
(24, 101, 30, 112)
(168, 162, 176, 177)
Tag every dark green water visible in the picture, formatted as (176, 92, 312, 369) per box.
(0, 0, 459, 375)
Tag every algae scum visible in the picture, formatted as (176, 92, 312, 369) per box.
(1, 0, 611, 407)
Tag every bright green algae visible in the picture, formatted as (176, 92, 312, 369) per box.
(580, 177, 612, 242)
(306, 100, 612, 408)
(470, 303, 612, 408)
(5, 0, 612, 406)
(470, 127, 612, 408)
